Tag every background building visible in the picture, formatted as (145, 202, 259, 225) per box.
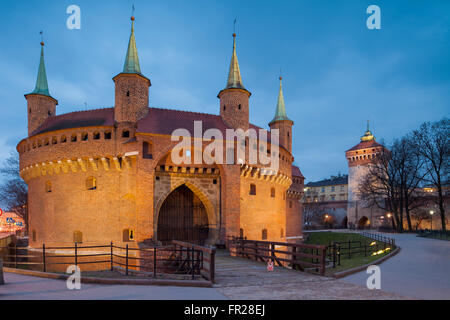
(303, 174, 348, 229)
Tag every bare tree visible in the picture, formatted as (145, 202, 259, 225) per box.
(0, 152, 28, 234)
(357, 143, 404, 232)
(397, 135, 428, 231)
(412, 118, 449, 232)
(411, 208, 430, 231)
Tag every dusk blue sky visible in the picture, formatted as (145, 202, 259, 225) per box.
(0, 0, 449, 187)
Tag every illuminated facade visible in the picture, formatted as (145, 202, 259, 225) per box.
(17, 17, 305, 247)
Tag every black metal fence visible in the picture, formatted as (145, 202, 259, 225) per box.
(417, 230, 450, 241)
(325, 233, 396, 268)
(0, 241, 216, 282)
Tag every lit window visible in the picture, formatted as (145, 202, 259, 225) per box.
(73, 231, 83, 244)
(86, 177, 97, 190)
(123, 229, 135, 242)
(45, 181, 52, 193)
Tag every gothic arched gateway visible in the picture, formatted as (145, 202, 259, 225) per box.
(157, 185, 209, 244)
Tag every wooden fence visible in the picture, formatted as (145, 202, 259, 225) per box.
(228, 238, 327, 276)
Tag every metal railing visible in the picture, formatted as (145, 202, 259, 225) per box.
(0, 240, 216, 282)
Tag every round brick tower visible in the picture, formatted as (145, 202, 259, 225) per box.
(218, 33, 251, 131)
(25, 41, 58, 136)
(345, 122, 385, 229)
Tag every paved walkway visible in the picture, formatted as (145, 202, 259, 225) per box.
(0, 272, 227, 300)
(341, 232, 450, 300)
(213, 250, 407, 299)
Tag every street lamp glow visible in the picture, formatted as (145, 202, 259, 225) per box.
(430, 210, 434, 215)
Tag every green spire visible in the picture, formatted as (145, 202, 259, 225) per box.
(270, 77, 291, 125)
(225, 34, 246, 90)
(30, 42, 51, 96)
(123, 16, 142, 74)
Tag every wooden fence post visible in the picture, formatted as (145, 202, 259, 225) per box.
(348, 240, 351, 259)
(110, 242, 113, 271)
(75, 242, 78, 268)
(153, 246, 157, 279)
(320, 247, 326, 276)
(125, 244, 129, 276)
(42, 244, 46, 272)
(210, 248, 216, 283)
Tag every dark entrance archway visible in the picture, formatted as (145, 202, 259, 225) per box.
(157, 185, 209, 244)
(357, 216, 370, 230)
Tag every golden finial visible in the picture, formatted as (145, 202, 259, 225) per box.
(40, 31, 44, 46)
(131, 4, 135, 21)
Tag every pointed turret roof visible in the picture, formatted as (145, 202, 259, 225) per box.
(123, 16, 142, 74)
(30, 42, 51, 97)
(269, 77, 292, 125)
(225, 34, 246, 90)
(360, 120, 375, 142)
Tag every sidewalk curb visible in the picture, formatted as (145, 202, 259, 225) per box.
(332, 246, 401, 279)
(4, 267, 212, 287)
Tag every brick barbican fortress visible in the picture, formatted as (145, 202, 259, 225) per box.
(17, 16, 304, 248)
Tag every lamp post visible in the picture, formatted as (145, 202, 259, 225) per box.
(430, 210, 434, 232)
(324, 214, 329, 229)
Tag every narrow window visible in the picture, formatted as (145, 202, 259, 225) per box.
(44, 139, 49, 146)
(262, 229, 268, 240)
(155, 176, 160, 181)
(48, 111, 52, 116)
(238, 104, 241, 110)
(73, 231, 83, 244)
(104, 131, 112, 139)
(122, 130, 130, 138)
(213, 179, 217, 185)
(223, 105, 226, 111)
(126, 91, 130, 97)
(281, 228, 284, 238)
(271, 187, 275, 198)
(123, 229, 135, 242)
(93, 132, 100, 140)
(61, 136, 67, 143)
(143, 141, 153, 159)
(52, 137, 58, 145)
(29, 109, 31, 114)
(249, 184, 256, 195)
(81, 132, 88, 141)
(71, 134, 77, 142)
(86, 177, 97, 190)
(45, 181, 52, 193)
(32, 230, 36, 242)
(240, 228, 244, 239)
(289, 201, 292, 208)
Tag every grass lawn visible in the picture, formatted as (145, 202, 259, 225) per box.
(304, 232, 396, 276)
